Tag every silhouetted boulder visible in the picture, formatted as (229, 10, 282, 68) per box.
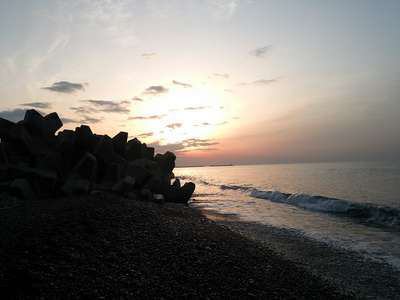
(0, 141, 8, 165)
(126, 138, 142, 161)
(164, 182, 196, 203)
(72, 152, 97, 182)
(112, 176, 136, 195)
(0, 117, 15, 140)
(62, 178, 91, 195)
(112, 131, 128, 156)
(155, 151, 176, 175)
(172, 178, 181, 189)
(141, 143, 154, 160)
(10, 178, 36, 200)
(23, 109, 46, 137)
(44, 112, 63, 136)
(75, 125, 96, 153)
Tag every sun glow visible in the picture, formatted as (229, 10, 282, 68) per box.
(129, 86, 226, 146)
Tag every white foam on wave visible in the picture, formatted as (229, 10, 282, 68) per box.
(249, 189, 400, 228)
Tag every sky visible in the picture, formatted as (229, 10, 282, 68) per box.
(1, 0, 399, 166)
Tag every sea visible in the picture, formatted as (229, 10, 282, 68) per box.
(175, 161, 400, 269)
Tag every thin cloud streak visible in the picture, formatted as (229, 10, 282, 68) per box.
(184, 106, 209, 111)
(82, 100, 130, 113)
(141, 52, 157, 59)
(144, 85, 168, 95)
(20, 102, 52, 109)
(249, 45, 272, 57)
(42, 81, 86, 93)
(237, 78, 279, 86)
(128, 114, 166, 120)
(167, 122, 182, 129)
(137, 132, 154, 138)
(213, 73, 229, 79)
(172, 80, 192, 88)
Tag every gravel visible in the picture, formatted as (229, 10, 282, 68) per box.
(0, 193, 350, 299)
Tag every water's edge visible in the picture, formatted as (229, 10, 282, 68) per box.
(199, 208, 400, 299)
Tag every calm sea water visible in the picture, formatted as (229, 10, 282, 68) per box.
(175, 161, 400, 268)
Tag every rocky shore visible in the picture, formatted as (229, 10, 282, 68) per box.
(0, 193, 349, 299)
(0, 109, 195, 207)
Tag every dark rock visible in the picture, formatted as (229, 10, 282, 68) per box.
(141, 143, 154, 160)
(7, 166, 58, 197)
(172, 178, 181, 189)
(62, 178, 91, 195)
(145, 176, 170, 195)
(125, 163, 151, 187)
(44, 112, 63, 136)
(71, 153, 97, 182)
(126, 138, 142, 161)
(93, 135, 114, 162)
(10, 178, 36, 200)
(112, 132, 128, 156)
(0, 141, 8, 165)
(0, 110, 196, 203)
(75, 125, 96, 153)
(155, 151, 176, 175)
(140, 188, 154, 201)
(164, 182, 196, 204)
(23, 109, 47, 137)
(0, 118, 15, 139)
(112, 176, 136, 195)
(102, 163, 123, 184)
(179, 182, 196, 202)
(6, 124, 34, 155)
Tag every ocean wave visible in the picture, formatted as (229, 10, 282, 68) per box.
(180, 176, 400, 229)
(250, 190, 400, 228)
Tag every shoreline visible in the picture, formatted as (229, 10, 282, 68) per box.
(1, 193, 348, 299)
(202, 209, 400, 299)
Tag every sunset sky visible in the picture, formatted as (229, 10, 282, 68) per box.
(1, 0, 399, 166)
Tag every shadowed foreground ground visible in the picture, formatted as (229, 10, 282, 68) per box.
(0, 193, 349, 299)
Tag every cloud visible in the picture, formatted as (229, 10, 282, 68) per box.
(0, 108, 27, 122)
(172, 80, 192, 88)
(141, 52, 157, 59)
(61, 117, 79, 124)
(182, 138, 219, 147)
(249, 46, 272, 57)
(137, 132, 154, 138)
(213, 73, 229, 79)
(144, 85, 168, 95)
(149, 138, 219, 154)
(70, 106, 97, 114)
(20, 102, 52, 109)
(166, 122, 182, 129)
(82, 100, 130, 113)
(252, 78, 279, 85)
(237, 78, 279, 86)
(184, 106, 209, 111)
(128, 114, 166, 120)
(195, 121, 228, 127)
(80, 115, 102, 124)
(42, 81, 86, 93)
(178, 147, 218, 153)
(132, 96, 143, 102)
